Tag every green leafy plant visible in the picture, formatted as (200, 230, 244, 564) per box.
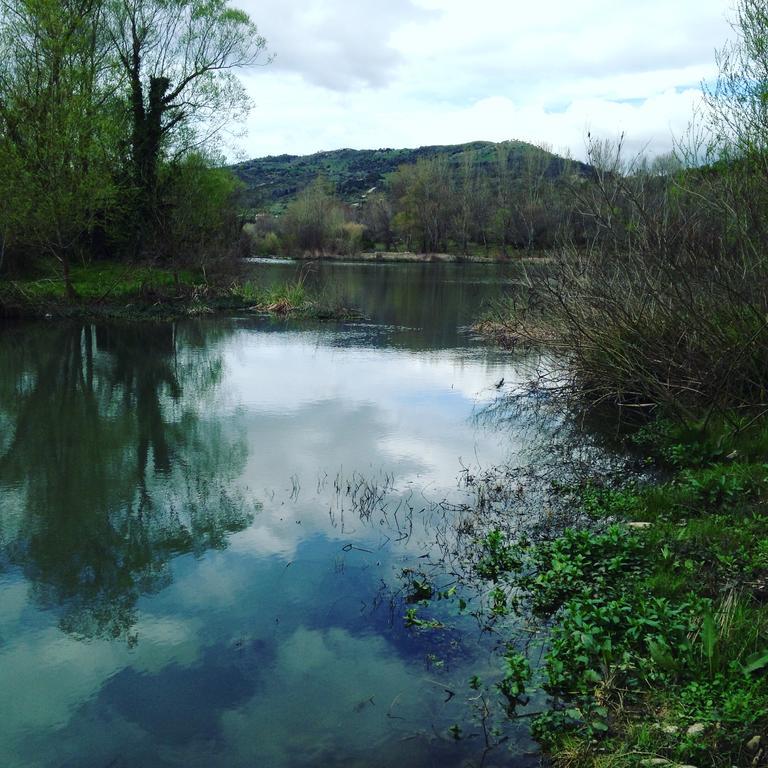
(403, 607, 443, 630)
(497, 647, 531, 714)
(475, 529, 521, 582)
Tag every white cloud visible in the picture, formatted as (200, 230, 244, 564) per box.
(229, 0, 735, 160)
(218, 626, 459, 767)
(214, 329, 535, 559)
(238, 0, 435, 90)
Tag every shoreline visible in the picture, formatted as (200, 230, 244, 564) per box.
(0, 266, 361, 323)
(252, 250, 552, 264)
(0, 297, 359, 323)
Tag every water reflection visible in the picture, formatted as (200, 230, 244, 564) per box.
(250, 259, 520, 349)
(0, 322, 255, 642)
(0, 277, 544, 768)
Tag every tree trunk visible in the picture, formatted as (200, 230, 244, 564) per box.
(129, 34, 170, 254)
(62, 252, 77, 302)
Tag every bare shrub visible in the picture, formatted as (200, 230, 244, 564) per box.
(509, 134, 768, 421)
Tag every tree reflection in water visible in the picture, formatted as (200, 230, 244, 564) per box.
(0, 321, 256, 643)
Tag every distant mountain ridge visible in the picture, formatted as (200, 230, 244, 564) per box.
(231, 140, 589, 211)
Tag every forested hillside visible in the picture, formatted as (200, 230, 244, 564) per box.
(237, 141, 603, 256)
(231, 140, 590, 210)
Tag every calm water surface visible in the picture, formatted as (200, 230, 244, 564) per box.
(0, 262, 546, 767)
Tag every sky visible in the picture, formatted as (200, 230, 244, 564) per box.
(232, 0, 735, 162)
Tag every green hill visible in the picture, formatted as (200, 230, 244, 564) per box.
(231, 140, 588, 211)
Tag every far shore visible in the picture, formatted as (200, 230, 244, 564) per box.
(252, 250, 552, 264)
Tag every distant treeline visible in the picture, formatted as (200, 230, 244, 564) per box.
(243, 142, 681, 257)
(0, 0, 267, 297)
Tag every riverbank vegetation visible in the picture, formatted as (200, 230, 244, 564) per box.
(0, 259, 357, 320)
(447, 418, 768, 768)
(0, 0, 273, 308)
(483, 131, 768, 421)
(455, 2, 768, 764)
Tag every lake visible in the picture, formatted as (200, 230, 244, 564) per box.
(0, 261, 548, 767)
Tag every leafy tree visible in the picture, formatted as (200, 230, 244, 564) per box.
(281, 177, 345, 254)
(492, 141, 559, 250)
(452, 149, 490, 254)
(105, 0, 268, 249)
(705, 0, 768, 158)
(358, 191, 394, 250)
(491, 142, 517, 249)
(389, 157, 455, 252)
(0, 0, 117, 293)
(0, 0, 267, 283)
(701, 0, 768, 246)
(514, 142, 558, 250)
(156, 153, 244, 264)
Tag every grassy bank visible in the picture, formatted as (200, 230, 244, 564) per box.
(473, 258, 768, 764)
(0, 261, 360, 321)
(454, 414, 768, 767)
